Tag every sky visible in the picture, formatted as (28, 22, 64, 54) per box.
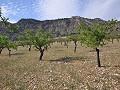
(0, 0, 120, 23)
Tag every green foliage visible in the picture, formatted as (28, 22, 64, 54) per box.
(31, 30, 54, 60)
(7, 41, 18, 50)
(0, 34, 9, 48)
(25, 29, 34, 39)
(55, 37, 64, 43)
(17, 34, 25, 41)
(55, 37, 68, 44)
(0, 34, 18, 49)
(68, 34, 79, 42)
(24, 29, 34, 45)
(67, 34, 79, 52)
(0, 7, 19, 33)
(17, 29, 33, 47)
(9, 25, 19, 33)
(78, 23, 106, 48)
(77, 19, 117, 67)
(32, 30, 53, 49)
(105, 19, 118, 43)
(107, 19, 117, 32)
(17, 34, 26, 46)
(77, 19, 117, 49)
(0, 15, 10, 28)
(0, 8, 18, 55)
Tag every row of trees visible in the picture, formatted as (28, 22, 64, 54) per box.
(56, 20, 118, 67)
(0, 7, 119, 67)
(0, 8, 54, 60)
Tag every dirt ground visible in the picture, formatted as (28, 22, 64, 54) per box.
(0, 40, 120, 90)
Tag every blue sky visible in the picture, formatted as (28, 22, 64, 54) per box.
(0, 0, 120, 23)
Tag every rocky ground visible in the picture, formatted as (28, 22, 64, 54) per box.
(0, 40, 120, 90)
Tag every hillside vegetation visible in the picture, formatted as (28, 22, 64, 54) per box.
(1, 16, 120, 38)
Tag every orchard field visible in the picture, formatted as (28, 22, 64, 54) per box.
(0, 40, 120, 90)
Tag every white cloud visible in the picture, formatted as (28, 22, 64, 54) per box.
(34, 0, 81, 20)
(34, 0, 120, 20)
(8, 19, 17, 23)
(1, 2, 27, 23)
(83, 0, 120, 20)
(1, 5, 18, 23)
(1, 5, 18, 17)
(1, 0, 120, 22)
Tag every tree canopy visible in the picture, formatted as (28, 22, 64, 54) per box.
(77, 19, 117, 67)
(32, 30, 54, 60)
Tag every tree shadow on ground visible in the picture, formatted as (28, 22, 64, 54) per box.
(49, 56, 86, 63)
(89, 49, 102, 52)
(100, 65, 120, 68)
(11, 53, 25, 56)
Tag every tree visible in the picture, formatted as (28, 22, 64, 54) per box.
(109, 34, 119, 44)
(6, 41, 18, 57)
(68, 34, 79, 52)
(77, 20, 117, 67)
(0, 34, 8, 54)
(106, 19, 120, 44)
(63, 38, 69, 48)
(0, 34, 18, 57)
(17, 34, 26, 47)
(0, 7, 18, 56)
(55, 37, 69, 48)
(32, 30, 53, 61)
(24, 29, 34, 51)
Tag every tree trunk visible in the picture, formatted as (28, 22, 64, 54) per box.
(117, 38, 119, 42)
(48, 44, 51, 48)
(8, 48, 11, 57)
(66, 42, 68, 48)
(64, 42, 68, 48)
(67, 44, 68, 48)
(81, 43, 83, 46)
(29, 45, 32, 51)
(74, 41, 77, 53)
(0, 48, 3, 54)
(96, 48, 101, 67)
(112, 39, 114, 44)
(39, 48, 44, 61)
(22, 43, 24, 47)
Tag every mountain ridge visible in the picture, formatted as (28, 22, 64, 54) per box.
(0, 16, 120, 39)
(16, 16, 106, 37)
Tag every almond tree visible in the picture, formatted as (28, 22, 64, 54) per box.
(0, 34, 18, 57)
(55, 37, 69, 48)
(6, 41, 18, 57)
(68, 34, 79, 52)
(0, 7, 18, 56)
(0, 35, 8, 54)
(32, 30, 53, 61)
(17, 34, 26, 47)
(77, 20, 117, 67)
(24, 29, 34, 51)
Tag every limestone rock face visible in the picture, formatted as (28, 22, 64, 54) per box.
(16, 16, 106, 37)
(0, 16, 120, 38)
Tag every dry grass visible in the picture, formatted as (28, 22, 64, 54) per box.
(0, 40, 120, 90)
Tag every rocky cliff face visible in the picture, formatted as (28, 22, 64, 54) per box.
(1, 16, 120, 38)
(16, 16, 107, 37)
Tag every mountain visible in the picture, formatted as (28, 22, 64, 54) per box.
(0, 16, 120, 39)
(16, 16, 106, 37)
